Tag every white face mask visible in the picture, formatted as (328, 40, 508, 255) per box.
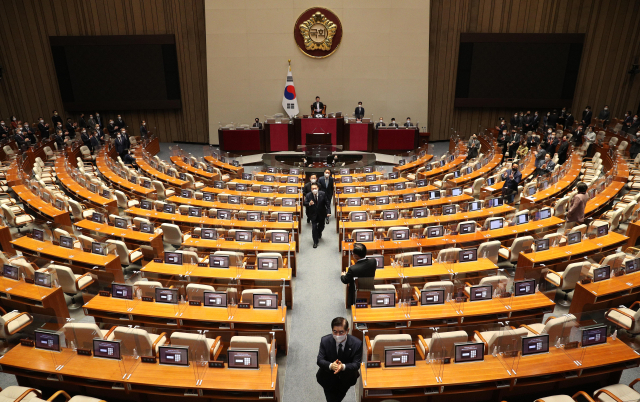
(333, 334, 347, 344)
(358, 105, 362, 107)
(143, 123, 146, 126)
(117, 117, 121, 119)
(12, 118, 16, 121)
(406, 120, 410, 123)
(54, 113, 58, 116)
(96, 114, 99, 117)
(379, 119, 383, 122)
(312, 189, 318, 195)
(39, 120, 43, 123)
(604, 108, 608, 111)
(310, 178, 316, 183)
(325, 173, 330, 178)
(82, 131, 86, 134)
(110, 121, 113, 124)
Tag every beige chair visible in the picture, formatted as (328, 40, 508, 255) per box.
(477, 240, 501, 264)
(256, 252, 283, 269)
(106, 239, 143, 266)
(0, 386, 44, 402)
(46, 265, 94, 307)
(605, 302, 640, 335)
(62, 323, 115, 350)
(1, 204, 34, 232)
(417, 330, 468, 358)
(152, 180, 175, 200)
(387, 226, 410, 240)
(455, 220, 477, 233)
(473, 327, 529, 353)
(213, 250, 245, 267)
(484, 217, 505, 230)
(229, 335, 274, 365)
(463, 177, 484, 197)
(0, 307, 33, 340)
(464, 275, 508, 296)
(67, 199, 95, 220)
(498, 235, 534, 264)
(588, 252, 626, 275)
(534, 392, 597, 402)
(114, 190, 140, 208)
(77, 235, 96, 251)
(111, 326, 167, 356)
(241, 289, 272, 303)
(554, 196, 570, 216)
(184, 173, 205, 190)
(422, 281, 454, 295)
(160, 223, 190, 246)
(544, 261, 589, 306)
(520, 314, 577, 343)
(133, 280, 163, 299)
(186, 284, 215, 303)
(170, 331, 221, 360)
(437, 247, 461, 263)
(365, 334, 412, 359)
(594, 379, 640, 402)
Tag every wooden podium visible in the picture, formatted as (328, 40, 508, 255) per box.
(305, 132, 332, 145)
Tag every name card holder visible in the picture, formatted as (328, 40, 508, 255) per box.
(77, 348, 92, 356)
(209, 361, 224, 368)
(189, 301, 202, 306)
(238, 303, 251, 309)
(99, 290, 111, 297)
(141, 296, 154, 302)
(141, 356, 157, 363)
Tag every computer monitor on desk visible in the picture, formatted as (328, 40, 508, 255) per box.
(253, 293, 277, 309)
(35, 271, 52, 288)
(35, 330, 64, 352)
(91, 213, 104, 223)
(391, 228, 409, 241)
(376, 196, 390, 205)
(235, 230, 252, 242)
(514, 279, 536, 296)
(140, 200, 153, 210)
(371, 291, 395, 308)
(522, 335, 549, 356)
(202, 192, 214, 202)
(278, 212, 293, 222)
(91, 242, 107, 256)
(204, 291, 227, 307)
(236, 184, 247, 191)
(140, 223, 154, 234)
(442, 205, 455, 215)
(413, 253, 432, 267)
(114, 217, 128, 229)
(228, 195, 241, 204)
(32, 228, 44, 241)
(593, 265, 611, 282)
(189, 207, 202, 217)
(581, 325, 607, 347)
(469, 285, 492, 301)
(228, 349, 259, 369)
(257, 256, 279, 271)
(403, 194, 416, 203)
(272, 232, 288, 243)
(254, 197, 268, 206)
(159, 346, 189, 366)
(93, 339, 121, 360)
(165, 252, 183, 265)
(112, 283, 133, 300)
(567, 232, 582, 245)
(459, 222, 476, 234)
(181, 189, 193, 198)
(427, 225, 444, 238)
(515, 214, 529, 225)
(155, 288, 179, 304)
(384, 347, 416, 367)
(416, 179, 428, 187)
(282, 198, 295, 207)
(421, 289, 444, 305)
(354, 230, 373, 242)
(59, 235, 74, 249)
(597, 224, 609, 237)
(459, 248, 477, 263)
(217, 210, 231, 220)
(163, 204, 176, 214)
(450, 187, 462, 197)
(370, 255, 384, 269)
(489, 219, 503, 230)
(626, 258, 640, 274)
(487, 198, 503, 208)
(201, 228, 217, 240)
(454, 342, 484, 363)
(242, 173, 252, 180)
(413, 208, 428, 218)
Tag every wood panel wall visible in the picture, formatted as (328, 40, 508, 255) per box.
(0, 0, 208, 144)
(429, 0, 640, 141)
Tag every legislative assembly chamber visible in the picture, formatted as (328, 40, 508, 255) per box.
(0, 1, 639, 402)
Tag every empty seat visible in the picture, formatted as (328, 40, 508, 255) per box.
(477, 240, 501, 264)
(417, 331, 468, 358)
(0, 307, 33, 340)
(594, 380, 640, 402)
(437, 248, 460, 263)
(366, 334, 412, 359)
(62, 323, 115, 350)
(160, 223, 190, 246)
(111, 326, 167, 356)
(133, 280, 163, 298)
(114, 190, 140, 208)
(170, 332, 221, 360)
(47, 265, 94, 307)
(240, 289, 272, 303)
(545, 261, 589, 306)
(473, 327, 529, 353)
(520, 314, 577, 343)
(229, 335, 274, 364)
(422, 281, 454, 295)
(498, 236, 534, 264)
(464, 275, 508, 296)
(106, 239, 143, 266)
(186, 284, 215, 303)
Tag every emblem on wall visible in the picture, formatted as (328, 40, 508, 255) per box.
(294, 8, 342, 58)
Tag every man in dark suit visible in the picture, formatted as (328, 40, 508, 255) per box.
(95, 112, 103, 130)
(508, 130, 521, 158)
(80, 129, 91, 150)
(89, 132, 100, 154)
(51, 110, 63, 128)
(532, 111, 540, 131)
(388, 118, 398, 128)
(312, 97, 324, 116)
(13, 130, 26, 148)
(340, 243, 377, 307)
(303, 174, 318, 223)
(123, 150, 137, 166)
(22, 125, 36, 144)
(115, 115, 126, 131)
(37, 118, 49, 139)
(558, 107, 567, 127)
(547, 110, 559, 129)
(510, 113, 521, 130)
(573, 125, 585, 144)
(319, 168, 335, 223)
(540, 153, 555, 175)
(78, 113, 87, 129)
(630, 134, 640, 160)
(316, 317, 362, 402)
(497, 119, 508, 134)
(107, 120, 118, 136)
(597, 105, 610, 126)
(557, 136, 569, 165)
(403, 117, 413, 127)
(52, 130, 65, 150)
(522, 111, 534, 132)
(65, 118, 76, 134)
(304, 182, 330, 248)
(252, 118, 262, 129)
(498, 129, 510, 160)
(581, 106, 592, 127)
(629, 115, 640, 135)
(622, 112, 634, 132)
(86, 114, 97, 129)
(375, 117, 385, 128)
(564, 111, 575, 129)
(501, 162, 521, 204)
(544, 133, 558, 154)
(0, 121, 9, 140)
(140, 121, 148, 138)
(533, 144, 548, 177)
(354, 102, 364, 119)
(115, 132, 127, 157)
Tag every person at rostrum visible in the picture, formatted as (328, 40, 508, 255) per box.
(340, 243, 376, 307)
(316, 317, 362, 402)
(319, 168, 335, 224)
(303, 174, 318, 223)
(304, 182, 331, 248)
(354, 102, 365, 119)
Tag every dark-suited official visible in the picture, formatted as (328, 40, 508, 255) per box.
(341, 243, 376, 307)
(304, 183, 331, 248)
(316, 317, 363, 402)
(319, 168, 335, 224)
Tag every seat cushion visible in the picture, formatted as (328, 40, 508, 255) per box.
(68, 396, 104, 402)
(3, 311, 31, 334)
(130, 250, 143, 262)
(0, 386, 42, 402)
(537, 396, 576, 402)
(546, 271, 561, 287)
(15, 214, 34, 225)
(73, 274, 93, 289)
(596, 383, 640, 402)
(524, 323, 545, 336)
(498, 248, 509, 259)
(149, 333, 167, 352)
(606, 308, 635, 331)
(127, 200, 140, 207)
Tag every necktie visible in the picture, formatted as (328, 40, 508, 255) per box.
(338, 343, 344, 360)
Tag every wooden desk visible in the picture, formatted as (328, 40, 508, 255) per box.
(625, 220, 640, 251)
(569, 270, 640, 319)
(519, 158, 581, 211)
(515, 232, 629, 282)
(199, 186, 300, 200)
(335, 184, 439, 201)
(164, 196, 300, 215)
(479, 151, 538, 200)
(335, 177, 408, 188)
(141, 261, 294, 308)
(359, 338, 639, 402)
(135, 150, 190, 189)
(11, 236, 123, 284)
(0, 276, 69, 318)
(84, 295, 289, 353)
(170, 155, 219, 182)
(0, 225, 14, 255)
(393, 153, 434, 173)
(448, 152, 502, 187)
(351, 292, 555, 339)
(0, 345, 280, 401)
(12, 185, 72, 226)
(230, 178, 303, 188)
(181, 238, 297, 277)
(204, 155, 244, 177)
(585, 180, 625, 217)
(74, 219, 164, 257)
(96, 149, 157, 200)
(337, 195, 476, 219)
(341, 217, 564, 266)
(417, 155, 466, 181)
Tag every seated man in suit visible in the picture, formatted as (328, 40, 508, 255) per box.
(37, 118, 49, 140)
(316, 317, 362, 402)
(52, 130, 65, 150)
(341, 243, 376, 307)
(13, 130, 26, 149)
(404, 117, 414, 127)
(540, 153, 555, 175)
(388, 118, 398, 128)
(375, 117, 385, 128)
(253, 118, 262, 129)
(354, 102, 365, 119)
(533, 144, 547, 177)
(123, 150, 137, 166)
(312, 96, 325, 117)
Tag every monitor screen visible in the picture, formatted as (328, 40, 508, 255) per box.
(140, 200, 153, 210)
(178, 173, 187, 181)
(454, 342, 484, 363)
(469, 285, 492, 301)
(228, 350, 259, 369)
(442, 205, 455, 215)
(626, 258, 640, 274)
(272, 232, 288, 243)
(155, 287, 178, 304)
(450, 187, 462, 197)
(181, 189, 193, 198)
(370, 255, 384, 269)
(535, 239, 549, 252)
(278, 212, 293, 222)
(32, 228, 44, 241)
(486, 177, 495, 186)
(203, 291, 227, 307)
(581, 325, 607, 347)
(112, 283, 133, 300)
(342, 176, 353, 183)
(202, 192, 215, 201)
(514, 279, 536, 296)
(567, 232, 582, 245)
(235, 231, 252, 242)
(403, 194, 416, 203)
(210, 255, 230, 268)
(282, 198, 295, 206)
(371, 291, 395, 308)
(539, 208, 551, 220)
(217, 210, 231, 220)
(287, 176, 298, 183)
(516, 214, 529, 225)
(59, 235, 74, 249)
(258, 257, 279, 271)
(427, 226, 444, 238)
(266, 167, 275, 173)
(159, 346, 189, 366)
(416, 179, 428, 187)
(91, 213, 104, 223)
(527, 186, 536, 196)
(254, 197, 268, 206)
(453, 170, 461, 179)
(93, 339, 121, 360)
(165, 252, 183, 265)
(597, 225, 609, 237)
(201, 228, 217, 240)
(260, 186, 273, 193)
(489, 219, 504, 230)
(593, 265, 611, 283)
(351, 212, 367, 222)
(395, 182, 406, 190)
(236, 184, 247, 191)
(522, 334, 549, 356)
(376, 196, 390, 205)
(369, 184, 381, 192)
(429, 191, 441, 199)
(114, 217, 128, 229)
(366, 174, 376, 182)
(264, 175, 275, 182)
(459, 223, 476, 234)
(129, 176, 137, 184)
(459, 248, 477, 263)
(389, 172, 399, 180)
(253, 293, 278, 309)
(189, 207, 202, 217)
(355, 231, 374, 242)
(163, 204, 176, 213)
(35, 330, 63, 352)
(286, 186, 297, 194)
(35, 271, 52, 288)
(488, 198, 503, 207)
(413, 253, 432, 267)
(242, 173, 252, 180)
(141, 180, 151, 189)
(140, 223, 154, 234)
(228, 196, 241, 204)
(339, 168, 349, 175)
(468, 201, 481, 211)
(384, 347, 416, 367)
(364, 167, 373, 173)
(91, 242, 106, 255)
(346, 198, 361, 207)
(391, 228, 409, 241)
(343, 186, 356, 194)
(413, 208, 428, 218)
(290, 168, 300, 175)
(421, 289, 444, 305)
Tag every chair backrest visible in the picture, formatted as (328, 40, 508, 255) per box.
(240, 289, 272, 303)
(133, 217, 151, 228)
(170, 332, 212, 359)
(600, 252, 626, 269)
(426, 330, 468, 357)
(484, 217, 504, 230)
(622, 201, 638, 222)
(3, 146, 13, 156)
(67, 199, 85, 220)
(387, 226, 410, 239)
(257, 252, 283, 268)
(542, 233, 563, 247)
(485, 327, 529, 351)
(371, 334, 412, 358)
(152, 180, 166, 197)
(554, 196, 570, 216)
(186, 284, 215, 302)
(112, 327, 155, 356)
(133, 281, 163, 298)
(229, 336, 271, 364)
(507, 236, 534, 262)
(160, 223, 183, 245)
(422, 281, 454, 295)
(1, 204, 16, 224)
(559, 261, 590, 291)
(48, 264, 78, 294)
(106, 239, 130, 265)
(114, 190, 129, 208)
(479, 275, 509, 292)
(176, 250, 199, 264)
(471, 178, 485, 195)
(569, 224, 587, 236)
(477, 240, 501, 264)
(437, 248, 461, 263)
(542, 314, 577, 343)
(455, 221, 476, 232)
(78, 235, 96, 250)
(62, 323, 105, 350)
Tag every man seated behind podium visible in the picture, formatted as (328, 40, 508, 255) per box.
(253, 118, 262, 129)
(388, 118, 398, 128)
(404, 117, 414, 127)
(341, 243, 377, 307)
(313, 96, 325, 116)
(375, 117, 385, 128)
(354, 102, 365, 119)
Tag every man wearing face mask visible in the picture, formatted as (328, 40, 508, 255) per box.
(304, 183, 331, 248)
(87, 114, 96, 128)
(53, 130, 65, 150)
(121, 129, 130, 152)
(375, 117, 385, 129)
(37, 118, 49, 139)
(0, 121, 9, 139)
(597, 105, 610, 127)
(78, 113, 87, 129)
(388, 118, 398, 128)
(354, 102, 364, 119)
(557, 136, 569, 165)
(303, 174, 318, 222)
(107, 120, 117, 136)
(51, 110, 63, 128)
(581, 106, 592, 127)
(532, 111, 540, 131)
(319, 168, 335, 223)
(558, 107, 567, 127)
(622, 111, 634, 133)
(404, 117, 413, 127)
(140, 120, 148, 138)
(564, 111, 574, 129)
(252, 118, 262, 129)
(541, 153, 555, 175)
(95, 113, 103, 129)
(533, 144, 547, 177)
(80, 128, 91, 150)
(23, 124, 36, 144)
(547, 109, 559, 129)
(501, 162, 521, 203)
(466, 134, 480, 161)
(629, 114, 640, 135)
(316, 317, 362, 402)
(341, 243, 376, 307)
(115, 115, 126, 130)
(523, 111, 533, 132)
(115, 131, 126, 157)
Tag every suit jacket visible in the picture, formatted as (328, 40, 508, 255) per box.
(318, 176, 334, 198)
(13, 134, 25, 147)
(565, 115, 575, 128)
(544, 139, 558, 153)
(89, 136, 100, 149)
(252, 122, 262, 129)
(53, 134, 65, 150)
(78, 117, 87, 129)
(25, 131, 37, 144)
(0, 126, 9, 138)
(557, 141, 569, 159)
(302, 181, 314, 199)
(316, 334, 362, 389)
(140, 125, 148, 137)
(86, 118, 97, 128)
(123, 153, 136, 165)
(80, 132, 90, 146)
(388, 122, 398, 127)
(115, 137, 126, 154)
(66, 123, 76, 133)
(582, 110, 592, 125)
(95, 116, 103, 129)
(510, 116, 521, 127)
(354, 107, 365, 117)
(404, 121, 414, 127)
(304, 190, 330, 221)
(622, 116, 634, 131)
(341, 258, 377, 306)
(498, 123, 508, 133)
(375, 122, 385, 128)
(631, 135, 640, 153)
(312, 102, 324, 113)
(107, 124, 118, 135)
(543, 159, 556, 173)
(52, 115, 63, 127)
(115, 119, 126, 129)
(501, 169, 521, 192)
(547, 113, 558, 127)
(534, 150, 547, 168)
(532, 115, 540, 129)
(37, 123, 49, 136)
(523, 114, 534, 129)
(597, 110, 610, 121)
(510, 132, 521, 146)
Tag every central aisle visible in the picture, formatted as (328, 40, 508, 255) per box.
(282, 213, 355, 401)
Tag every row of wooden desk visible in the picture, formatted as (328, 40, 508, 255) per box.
(12, 184, 71, 226)
(96, 148, 157, 200)
(170, 155, 219, 182)
(135, 148, 190, 189)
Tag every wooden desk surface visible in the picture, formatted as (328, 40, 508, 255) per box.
(586, 180, 625, 216)
(141, 261, 292, 281)
(520, 159, 581, 207)
(182, 237, 296, 255)
(0, 276, 69, 318)
(335, 184, 438, 200)
(0, 345, 278, 394)
(96, 151, 156, 198)
(335, 171, 385, 179)
(417, 154, 466, 180)
(204, 155, 244, 174)
(170, 155, 219, 180)
(569, 269, 640, 317)
(448, 153, 502, 186)
(357, 258, 498, 278)
(336, 177, 407, 187)
(338, 195, 476, 214)
(230, 178, 303, 188)
(393, 154, 434, 172)
(136, 151, 190, 188)
(200, 186, 300, 199)
(12, 184, 71, 225)
(54, 156, 117, 213)
(74, 219, 164, 256)
(164, 196, 300, 213)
